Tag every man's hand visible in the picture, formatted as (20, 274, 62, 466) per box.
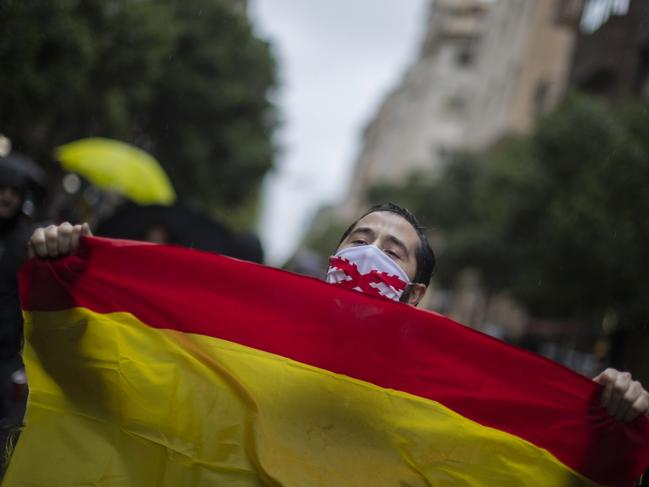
(28, 222, 92, 259)
(594, 368, 649, 422)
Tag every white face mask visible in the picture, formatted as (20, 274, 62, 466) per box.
(326, 244, 411, 302)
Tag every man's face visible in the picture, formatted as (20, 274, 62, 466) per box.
(0, 186, 21, 219)
(337, 211, 420, 282)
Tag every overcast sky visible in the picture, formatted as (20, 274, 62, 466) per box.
(248, 1, 429, 264)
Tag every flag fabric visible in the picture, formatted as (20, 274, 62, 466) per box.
(6, 237, 649, 486)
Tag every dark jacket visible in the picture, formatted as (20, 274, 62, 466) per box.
(0, 218, 38, 361)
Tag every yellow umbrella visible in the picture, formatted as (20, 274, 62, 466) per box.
(54, 138, 176, 206)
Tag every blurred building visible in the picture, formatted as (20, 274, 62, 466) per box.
(464, 0, 578, 148)
(339, 0, 580, 219)
(340, 0, 491, 219)
(570, 0, 649, 99)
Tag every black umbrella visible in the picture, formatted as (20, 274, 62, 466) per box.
(0, 153, 47, 190)
(95, 202, 264, 263)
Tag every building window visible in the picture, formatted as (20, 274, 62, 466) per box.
(641, 76, 649, 99)
(433, 144, 450, 162)
(534, 80, 550, 116)
(579, 69, 617, 97)
(636, 44, 649, 99)
(446, 95, 466, 114)
(455, 47, 475, 67)
(555, 0, 585, 27)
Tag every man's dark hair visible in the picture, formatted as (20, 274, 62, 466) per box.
(337, 202, 436, 286)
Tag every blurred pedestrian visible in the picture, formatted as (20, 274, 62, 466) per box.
(0, 145, 46, 430)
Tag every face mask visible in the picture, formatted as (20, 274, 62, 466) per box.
(326, 244, 411, 302)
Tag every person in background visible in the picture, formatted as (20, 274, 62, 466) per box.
(0, 148, 44, 429)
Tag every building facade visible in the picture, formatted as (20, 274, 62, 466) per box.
(339, 0, 579, 218)
(464, 0, 578, 147)
(340, 0, 490, 219)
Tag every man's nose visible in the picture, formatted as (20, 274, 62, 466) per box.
(369, 236, 387, 249)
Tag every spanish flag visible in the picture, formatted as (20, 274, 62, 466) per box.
(5, 237, 649, 486)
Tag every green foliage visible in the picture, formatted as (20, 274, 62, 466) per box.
(516, 95, 649, 325)
(0, 0, 277, 224)
(367, 94, 649, 329)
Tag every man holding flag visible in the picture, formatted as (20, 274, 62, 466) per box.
(8, 203, 649, 485)
(27, 204, 648, 423)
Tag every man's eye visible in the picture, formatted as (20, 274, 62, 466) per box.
(352, 240, 367, 245)
(385, 249, 400, 259)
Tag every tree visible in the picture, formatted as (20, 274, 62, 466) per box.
(0, 0, 276, 225)
(511, 95, 649, 325)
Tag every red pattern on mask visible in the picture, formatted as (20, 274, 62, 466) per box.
(328, 256, 408, 299)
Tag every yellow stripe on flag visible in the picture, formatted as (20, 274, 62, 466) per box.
(4, 308, 599, 486)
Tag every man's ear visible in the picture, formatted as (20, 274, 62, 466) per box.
(405, 283, 427, 306)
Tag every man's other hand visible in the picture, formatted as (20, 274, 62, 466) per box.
(28, 222, 92, 259)
(594, 368, 649, 422)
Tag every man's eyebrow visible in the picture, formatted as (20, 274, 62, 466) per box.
(349, 227, 375, 238)
(386, 234, 410, 259)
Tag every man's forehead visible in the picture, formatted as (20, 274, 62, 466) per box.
(351, 211, 419, 244)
